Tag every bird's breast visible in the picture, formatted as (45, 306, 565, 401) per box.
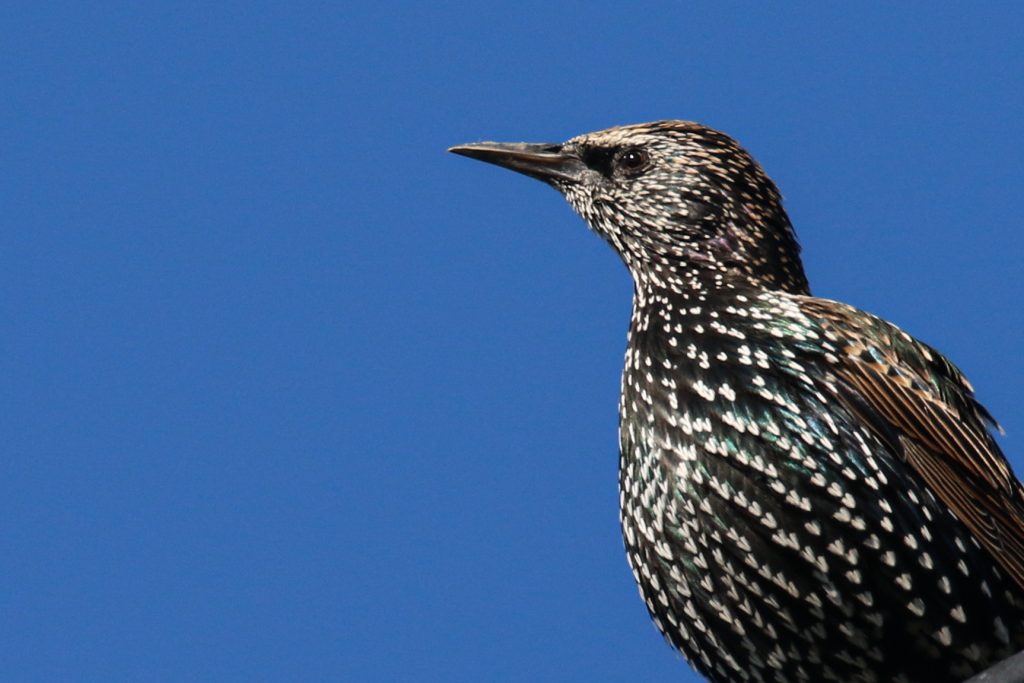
(614, 290, 1024, 682)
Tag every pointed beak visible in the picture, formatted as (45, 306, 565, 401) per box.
(448, 141, 586, 184)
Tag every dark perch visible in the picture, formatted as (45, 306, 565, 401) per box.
(965, 649, 1024, 682)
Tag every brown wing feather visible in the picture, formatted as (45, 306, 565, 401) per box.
(903, 439, 1024, 589)
(800, 297, 1024, 591)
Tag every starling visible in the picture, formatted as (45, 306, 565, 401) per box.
(450, 121, 1024, 683)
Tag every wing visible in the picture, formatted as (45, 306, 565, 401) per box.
(799, 296, 1024, 590)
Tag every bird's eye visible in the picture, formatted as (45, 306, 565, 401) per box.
(616, 148, 649, 175)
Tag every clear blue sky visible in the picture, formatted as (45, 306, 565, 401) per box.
(4, 3, 1023, 682)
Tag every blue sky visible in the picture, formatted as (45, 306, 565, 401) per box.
(4, 3, 1024, 682)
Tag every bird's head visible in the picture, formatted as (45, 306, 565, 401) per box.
(451, 120, 808, 294)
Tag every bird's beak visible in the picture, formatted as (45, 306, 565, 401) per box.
(448, 141, 586, 184)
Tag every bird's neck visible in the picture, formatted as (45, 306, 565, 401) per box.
(628, 259, 770, 304)
(610, 208, 810, 297)
(627, 268, 740, 354)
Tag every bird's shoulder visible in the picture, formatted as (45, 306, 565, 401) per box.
(790, 295, 1002, 462)
(788, 294, 1024, 591)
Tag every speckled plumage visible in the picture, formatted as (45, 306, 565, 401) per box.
(450, 121, 1024, 682)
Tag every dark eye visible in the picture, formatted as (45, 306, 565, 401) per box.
(616, 147, 649, 175)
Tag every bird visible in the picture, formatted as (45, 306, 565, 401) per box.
(449, 120, 1024, 683)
